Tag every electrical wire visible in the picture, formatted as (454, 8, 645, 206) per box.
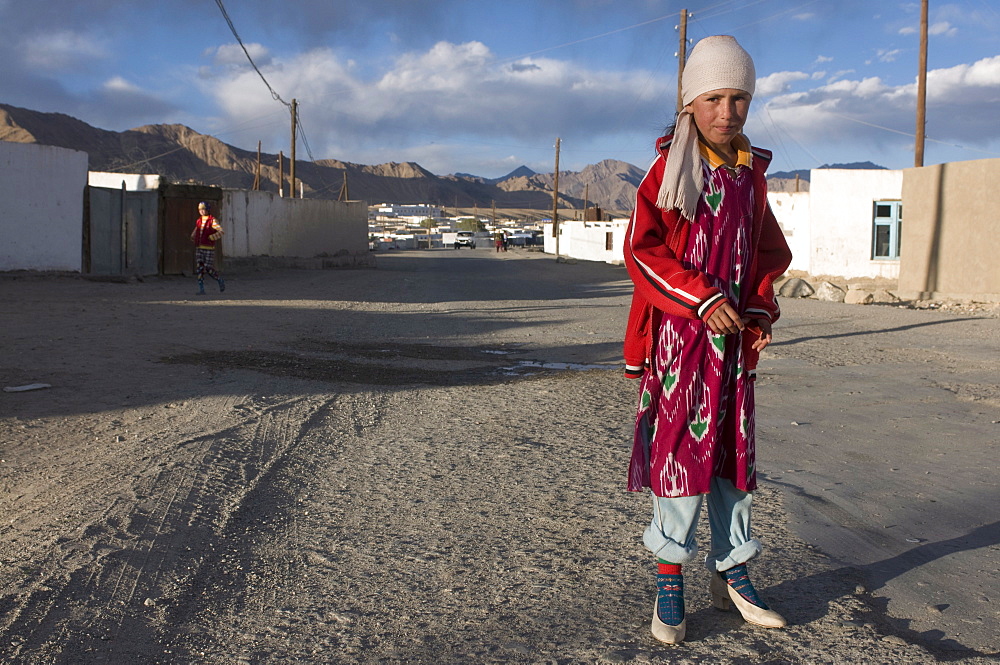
(823, 110, 1000, 156)
(108, 145, 190, 173)
(213, 0, 319, 173)
(213, 0, 290, 108)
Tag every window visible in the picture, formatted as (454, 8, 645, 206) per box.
(872, 200, 902, 259)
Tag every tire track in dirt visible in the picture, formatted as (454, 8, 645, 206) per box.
(0, 393, 333, 664)
(154, 389, 393, 662)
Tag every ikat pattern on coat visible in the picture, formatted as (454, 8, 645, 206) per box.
(629, 161, 757, 497)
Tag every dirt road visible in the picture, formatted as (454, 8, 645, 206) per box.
(1, 249, 997, 664)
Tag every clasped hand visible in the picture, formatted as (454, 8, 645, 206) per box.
(705, 300, 772, 351)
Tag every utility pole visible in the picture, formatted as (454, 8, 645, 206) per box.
(583, 183, 589, 221)
(552, 137, 561, 258)
(253, 140, 261, 190)
(491, 199, 496, 228)
(290, 99, 297, 198)
(676, 9, 689, 113)
(914, 0, 928, 167)
(338, 171, 350, 201)
(278, 151, 284, 197)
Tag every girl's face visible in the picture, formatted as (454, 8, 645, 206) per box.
(685, 88, 751, 152)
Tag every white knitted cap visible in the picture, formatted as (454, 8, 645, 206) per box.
(681, 35, 756, 106)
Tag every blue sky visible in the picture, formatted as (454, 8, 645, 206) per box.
(1, 0, 998, 178)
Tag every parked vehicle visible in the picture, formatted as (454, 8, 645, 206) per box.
(454, 231, 476, 248)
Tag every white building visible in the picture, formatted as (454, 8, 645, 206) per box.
(374, 203, 443, 224)
(88, 172, 163, 191)
(542, 168, 905, 281)
(807, 169, 903, 279)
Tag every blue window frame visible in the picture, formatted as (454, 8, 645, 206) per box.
(872, 200, 902, 260)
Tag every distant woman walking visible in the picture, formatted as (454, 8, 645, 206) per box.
(622, 35, 792, 644)
(190, 201, 226, 295)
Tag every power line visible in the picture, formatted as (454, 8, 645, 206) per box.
(823, 110, 1000, 156)
(213, 0, 318, 172)
(213, 0, 290, 108)
(295, 108, 316, 161)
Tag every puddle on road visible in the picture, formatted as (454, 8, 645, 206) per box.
(161, 341, 616, 387)
(501, 360, 617, 375)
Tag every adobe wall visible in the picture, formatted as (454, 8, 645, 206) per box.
(898, 159, 1000, 301)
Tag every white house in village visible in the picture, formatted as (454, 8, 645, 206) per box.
(373, 202, 443, 224)
(544, 168, 906, 281)
(543, 160, 1000, 301)
(804, 169, 903, 279)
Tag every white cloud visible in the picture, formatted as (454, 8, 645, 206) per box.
(103, 76, 140, 93)
(928, 21, 958, 36)
(899, 21, 958, 37)
(814, 55, 834, 65)
(204, 40, 670, 163)
(874, 48, 903, 63)
(211, 43, 273, 68)
(762, 55, 1000, 152)
(21, 29, 107, 70)
(755, 71, 810, 97)
(924, 54, 1000, 102)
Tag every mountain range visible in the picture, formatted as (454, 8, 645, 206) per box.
(0, 103, 882, 210)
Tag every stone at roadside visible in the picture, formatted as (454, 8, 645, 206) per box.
(845, 289, 875, 305)
(873, 289, 900, 303)
(814, 281, 846, 303)
(779, 277, 815, 298)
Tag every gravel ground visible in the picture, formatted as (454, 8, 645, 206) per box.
(1, 248, 997, 664)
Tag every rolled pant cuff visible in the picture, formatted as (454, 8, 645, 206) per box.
(643, 529, 700, 565)
(704, 538, 762, 572)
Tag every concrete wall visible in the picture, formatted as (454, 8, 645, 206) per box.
(0, 142, 88, 271)
(542, 220, 628, 264)
(898, 159, 1000, 301)
(221, 190, 371, 265)
(808, 169, 903, 279)
(767, 192, 810, 272)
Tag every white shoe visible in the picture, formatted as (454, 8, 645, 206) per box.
(651, 609, 686, 644)
(710, 570, 787, 628)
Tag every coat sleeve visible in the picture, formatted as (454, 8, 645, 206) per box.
(209, 218, 224, 242)
(624, 155, 725, 322)
(744, 200, 792, 323)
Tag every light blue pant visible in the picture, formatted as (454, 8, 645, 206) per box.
(643, 476, 762, 572)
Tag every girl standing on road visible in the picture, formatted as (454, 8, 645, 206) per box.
(622, 35, 792, 644)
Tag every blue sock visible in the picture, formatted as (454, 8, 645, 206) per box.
(723, 564, 769, 609)
(655, 571, 684, 625)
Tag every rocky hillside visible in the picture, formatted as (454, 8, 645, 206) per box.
(0, 104, 603, 211)
(506, 160, 646, 210)
(1, 103, 870, 211)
